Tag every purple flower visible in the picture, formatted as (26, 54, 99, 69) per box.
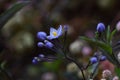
(96, 23, 105, 33)
(48, 25, 62, 39)
(37, 32, 47, 40)
(37, 42, 44, 47)
(90, 57, 98, 64)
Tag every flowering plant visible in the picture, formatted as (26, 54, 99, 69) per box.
(1, 1, 120, 80)
(33, 22, 120, 80)
(80, 22, 120, 79)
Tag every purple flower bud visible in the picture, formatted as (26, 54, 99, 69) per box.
(93, 52, 99, 57)
(100, 56, 106, 61)
(47, 36, 52, 40)
(90, 57, 98, 64)
(45, 41, 54, 48)
(37, 42, 44, 47)
(39, 54, 45, 58)
(63, 25, 69, 32)
(96, 23, 105, 33)
(32, 57, 38, 64)
(37, 32, 47, 40)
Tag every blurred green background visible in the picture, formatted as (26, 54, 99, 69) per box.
(0, 0, 120, 80)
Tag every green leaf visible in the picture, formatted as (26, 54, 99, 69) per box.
(0, 1, 30, 29)
(110, 29, 117, 40)
(80, 36, 120, 66)
(106, 26, 111, 43)
(80, 36, 112, 54)
(115, 68, 120, 78)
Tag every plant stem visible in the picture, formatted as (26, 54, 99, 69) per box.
(63, 28, 85, 80)
(90, 62, 99, 79)
(64, 54, 86, 80)
(83, 61, 91, 70)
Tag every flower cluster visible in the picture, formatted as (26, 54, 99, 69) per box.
(90, 52, 106, 64)
(32, 53, 57, 63)
(32, 25, 64, 64)
(80, 22, 120, 79)
(37, 25, 62, 48)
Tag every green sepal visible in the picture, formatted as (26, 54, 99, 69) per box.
(95, 31, 99, 39)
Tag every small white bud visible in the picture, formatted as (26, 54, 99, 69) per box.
(116, 21, 120, 31)
(102, 69, 112, 78)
